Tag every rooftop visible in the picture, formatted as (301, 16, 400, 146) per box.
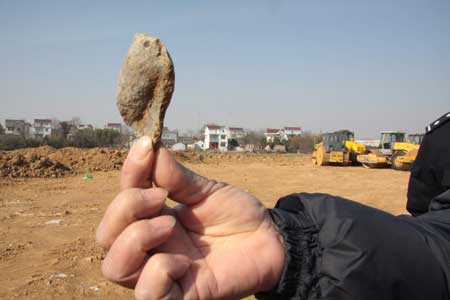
(284, 127, 302, 131)
(206, 124, 224, 130)
(34, 119, 52, 124)
(266, 128, 280, 134)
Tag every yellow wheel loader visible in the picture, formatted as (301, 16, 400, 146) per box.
(312, 130, 366, 166)
(357, 131, 420, 171)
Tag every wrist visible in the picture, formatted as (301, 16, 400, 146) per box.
(256, 210, 286, 292)
(255, 208, 320, 300)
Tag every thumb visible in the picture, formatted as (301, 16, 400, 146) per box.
(152, 147, 226, 205)
(120, 136, 154, 190)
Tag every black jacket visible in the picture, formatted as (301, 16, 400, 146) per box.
(257, 113, 450, 300)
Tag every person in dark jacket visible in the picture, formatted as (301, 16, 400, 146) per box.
(97, 112, 450, 300)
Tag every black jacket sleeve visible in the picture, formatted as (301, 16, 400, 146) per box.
(407, 112, 450, 216)
(256, 192, 450, 300)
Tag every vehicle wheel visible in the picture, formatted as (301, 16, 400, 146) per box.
(392, 151, 409, 171)
(312, 151, 318, 165)
(312, 145, 327, 166)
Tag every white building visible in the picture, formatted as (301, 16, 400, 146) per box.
(204, 124, 228, 151)
(161, 127, 178, 146)
(203, 125, 246, 151)
(4, 119, 31, 137)
(283, 127, 303, 137)
(105, 123, 122, 133)
(265, 128, 285, 143)
(264, 126, 303, 143)
(32, 119, 53, 139)
(229, 127, 245, 139)
(171, 142, 187, 151)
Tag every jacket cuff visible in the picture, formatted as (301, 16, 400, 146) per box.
(255, 208, 321, 300)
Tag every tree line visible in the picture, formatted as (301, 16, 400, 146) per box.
(0, 121, 130, 150)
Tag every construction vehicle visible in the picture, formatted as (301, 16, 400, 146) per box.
(312, 130, 366, 166)
(357, 131, 420, 171)
(407, 133, 424, 145)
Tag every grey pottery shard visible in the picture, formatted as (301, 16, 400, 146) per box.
(116, 33, 174, 145)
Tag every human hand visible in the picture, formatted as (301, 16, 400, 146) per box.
(96, 137, 285, 300)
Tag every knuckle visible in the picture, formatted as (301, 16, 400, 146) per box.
(101, 259, 121, 282)
(127, 222, 145, 243)
(96, 234, 112, 250)
(150, 253, 169, 272)
(134, 286, 151, 300)
(118, 188, 145, 218)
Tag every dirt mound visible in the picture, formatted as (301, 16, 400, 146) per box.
(0, 147, 308, 179)
(0, 147, 127, 178)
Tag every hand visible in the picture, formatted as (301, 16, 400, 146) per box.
(96, 137, 285, 300)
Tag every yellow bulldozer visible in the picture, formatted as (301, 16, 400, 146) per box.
(356, 131, 420, 171)
(312, 130, 366, 166)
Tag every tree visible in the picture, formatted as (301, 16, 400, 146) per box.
(242, 131, 261, 145)
(59, 121, 71, 139)
(227, 138, 239, 150)
(44, 135, 66, 148)
(0, 123, 4, 135)
(71, 128, 97, 148)
(292, 132, 322, 153)
(69, 117, 81, 127)
(287, 135, 302, 153)
(95, 128, 121, 147)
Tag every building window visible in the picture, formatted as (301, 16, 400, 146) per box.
(220, 142, 226, 147)
(221, 135, 226, 139)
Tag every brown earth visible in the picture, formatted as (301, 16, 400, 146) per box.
(0, 147, 411, 300)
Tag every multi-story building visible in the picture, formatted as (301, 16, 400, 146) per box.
(283, 127, 303, 137)
(161, 127, 178, 146)
(4, 119, 30, 137)
(105, 123, 122, 133)
(264, 126, 303, 143)
(32, 119, 53, 139)
(203, 125, 246, 151)
(229, 127, 245, 141)
(204, 124, 229, 151)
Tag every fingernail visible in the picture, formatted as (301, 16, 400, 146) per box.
(132, 136, 152, 160)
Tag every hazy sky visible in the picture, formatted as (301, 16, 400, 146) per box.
(1, 0, 449, 138)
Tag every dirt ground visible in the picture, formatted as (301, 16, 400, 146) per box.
(0, 148, 411, 300)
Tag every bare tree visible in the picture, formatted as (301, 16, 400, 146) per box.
(69, 117, 82, 127)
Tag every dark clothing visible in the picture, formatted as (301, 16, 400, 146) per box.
(257, 113, 450, 300)
(407, 112, 450, 215)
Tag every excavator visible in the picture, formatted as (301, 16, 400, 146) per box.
(357, 131, 420, 171)
(312, 130, 366, 166)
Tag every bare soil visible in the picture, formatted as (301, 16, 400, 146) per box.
(0, 147, 411, 299)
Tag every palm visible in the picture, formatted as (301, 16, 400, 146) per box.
(160, 185, 283, 300)
(98, 145, 284, 300)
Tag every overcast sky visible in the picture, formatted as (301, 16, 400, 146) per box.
(1, 0, 449, 138)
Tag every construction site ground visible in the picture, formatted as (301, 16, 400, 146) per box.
(0, 147, 410, 300)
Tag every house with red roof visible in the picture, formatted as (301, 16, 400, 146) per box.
(264, 126, 303, 143)
(203, 124, 245, 151)
(105, 123, 122, 133)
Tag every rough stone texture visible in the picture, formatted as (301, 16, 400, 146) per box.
(116, 33, 175, 145)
